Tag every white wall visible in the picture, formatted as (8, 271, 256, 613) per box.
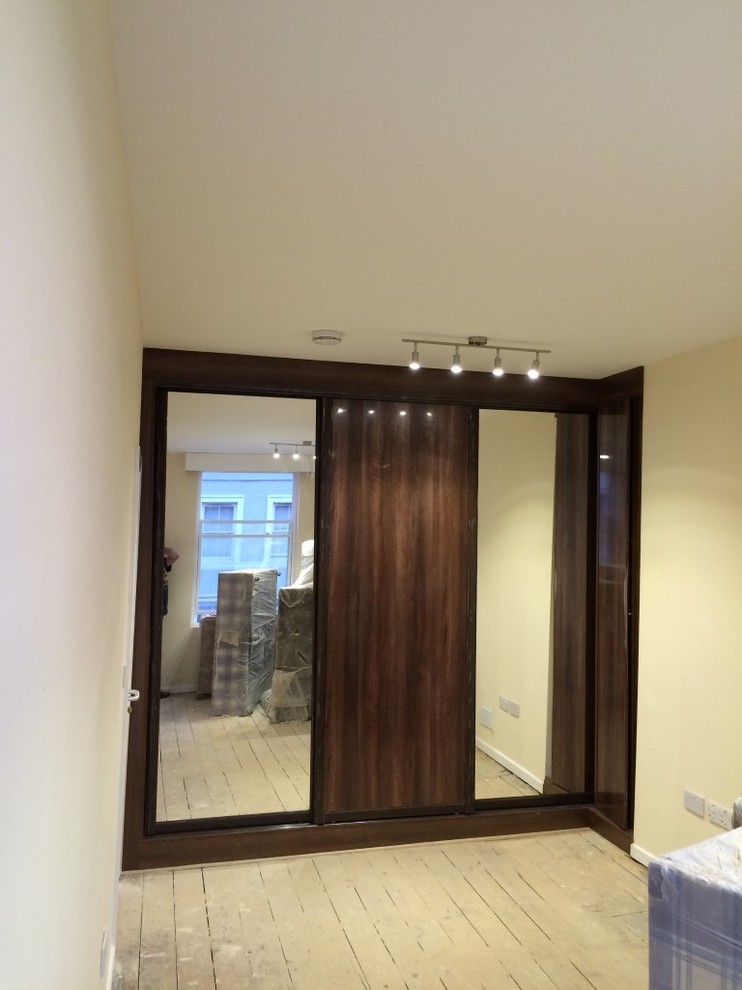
(0, 3, 142, 987)
(476, 411, 556, 791)
(634, 334, 742, 860)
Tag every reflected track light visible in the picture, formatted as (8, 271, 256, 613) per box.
(270, 440, 316, 459)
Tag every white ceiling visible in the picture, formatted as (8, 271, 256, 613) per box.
(167, 393, 316, 454)
(109, 0, 742, 379)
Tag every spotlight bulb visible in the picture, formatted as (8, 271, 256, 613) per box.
(409, 345, 420, 371)
(528, 355, 540, 380)
(272, 445, 280, 459)
(451, 347, 463, 374)
(492, 352, 504, 378)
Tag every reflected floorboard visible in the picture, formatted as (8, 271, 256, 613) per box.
(114, 829, 648, 990)
(157, 693, 311, 820)
(475, 747, 540, 800)
(157, 694, 537, 821)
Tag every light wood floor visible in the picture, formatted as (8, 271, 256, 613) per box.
(114, 828, 648, 989)
(158, 694, 536, 821)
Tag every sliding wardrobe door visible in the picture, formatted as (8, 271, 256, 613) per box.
(319, 399, 474, 818)
(595, 397, 640, 829)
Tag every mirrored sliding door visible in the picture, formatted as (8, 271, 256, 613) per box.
(155, 392, 316, 824)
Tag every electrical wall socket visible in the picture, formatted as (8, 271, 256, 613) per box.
(707, 801, 733, 830)
(479, 705, 494, 730)
(498, 695, 520, 718)
(683, 789, 705, 817)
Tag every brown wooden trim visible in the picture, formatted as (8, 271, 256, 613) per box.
(626, 396, 643, 830)
(464, 408, 479, 814)
(122, 377, 157, 869)
(596, 366, 644, 402)
(587, 807, 633, 854)
(311, 398, 333, 826)
(143, 348, 603, 412)
(144, 390, 168, 834)
(125, 805, 593, 871)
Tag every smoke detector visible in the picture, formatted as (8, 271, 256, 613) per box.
(311, 329, 344, 346)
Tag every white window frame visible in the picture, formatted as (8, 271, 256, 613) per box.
(263, 493, 295, 573)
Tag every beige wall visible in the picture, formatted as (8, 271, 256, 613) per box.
(162, 454, 201, 690)
(0, 2, 143, 987)
(162, 460, 316, 690)
(476, 411, 556, 791)
(633, 334, 742, 860)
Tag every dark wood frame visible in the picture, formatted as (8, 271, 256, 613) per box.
(122, 348, 642, 871)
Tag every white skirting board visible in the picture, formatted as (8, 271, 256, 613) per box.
(630, 843, 654, 868)
(105, 940, 116, 990)
(476, 738, 544, 794)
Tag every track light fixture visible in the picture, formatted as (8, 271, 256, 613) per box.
(269, 440, 315, 459)
(492, 349, 504, 378)
(402, 337, 550, 379)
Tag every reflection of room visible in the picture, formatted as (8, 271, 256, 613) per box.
(157, 393, 316, 822)
(475, 410, 556, 801)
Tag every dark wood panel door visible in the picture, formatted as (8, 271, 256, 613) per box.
(595, 401, 632, 827)
(549, 414, 593, 794)
(319, 399, 473, 817)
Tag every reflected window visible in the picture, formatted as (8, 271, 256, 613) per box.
(196, 471, 295, 619)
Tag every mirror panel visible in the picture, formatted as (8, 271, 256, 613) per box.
(156, 392, 316, 823)
(475, 410, 557, 801)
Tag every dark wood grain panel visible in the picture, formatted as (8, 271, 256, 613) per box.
(143, 348, 603, 412)
(595, 401, 631, 827)
(127, 805, 592, 871)
(321, 400, 472, 814)
(549, 414, 593, 793)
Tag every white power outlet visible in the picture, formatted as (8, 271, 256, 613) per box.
(498, 695, 521, 718)
(707, 801, 733, 830)
(683, 789, 705, 817)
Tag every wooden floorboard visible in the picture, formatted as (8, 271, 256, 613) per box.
(114, 829, 648, 990)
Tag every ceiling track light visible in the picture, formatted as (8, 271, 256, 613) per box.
(401, 337, 550, 380)
(269, 439, 315, 458)
(492, 349, 504, 378)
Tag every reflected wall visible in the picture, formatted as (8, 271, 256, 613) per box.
(475, 411, 556, 800)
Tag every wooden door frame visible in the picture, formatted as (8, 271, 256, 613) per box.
(122, 348, 642, 871)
